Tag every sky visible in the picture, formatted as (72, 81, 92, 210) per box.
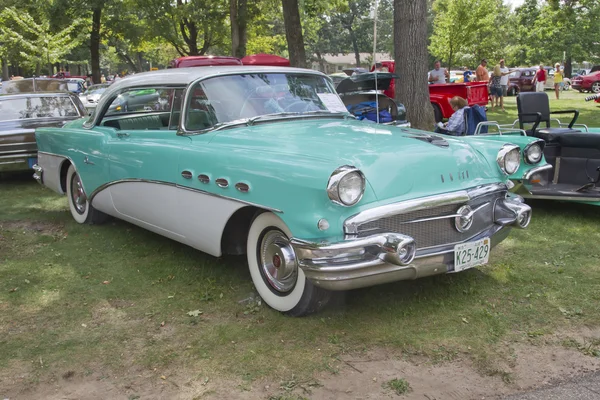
(505, 0, 525, 9)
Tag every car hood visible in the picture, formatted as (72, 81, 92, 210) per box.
(209, 118, 502, 202)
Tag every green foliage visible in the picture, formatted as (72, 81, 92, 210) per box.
(384, 378, 411, 395)
(0, 6, 83, 73)
(429, 0, 509, 69)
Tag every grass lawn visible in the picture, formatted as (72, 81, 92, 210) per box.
(1, 90, 600, 397)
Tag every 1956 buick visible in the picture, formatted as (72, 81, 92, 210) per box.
(34, 67, 537, 316)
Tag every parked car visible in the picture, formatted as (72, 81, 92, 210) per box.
(168, 55, 242, 68)
(335, 72, 408, 125)
(0, 79, 86, 173)
(65, 78, 86, 94)
(572, 65, 600, 93)
(372, 61, 488, 122)
(507, 68, 537, 96)
(33, 66, 533, 315)
(79, 84, 110, 112)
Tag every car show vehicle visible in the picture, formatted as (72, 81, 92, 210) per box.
(34, 67, 533, 315)
(168, 55, 243, 68)
(507, 68, 537, 96)
(476, 92, 600, 205)
(0, 78, 86, 173)
(571, 66, 600, 93)
(372, 61, 488, 122)
(79, 84, 110, 112)
(335, 72, 408, 125)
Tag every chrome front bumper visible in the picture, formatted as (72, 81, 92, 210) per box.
(32, 163, 43, 183)
(291, 196, 530, 291)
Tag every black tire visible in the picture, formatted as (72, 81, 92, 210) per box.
(66, 165, 108, 225)
(432, 103, 443, 123)
(592, 82, 600, 94)
(246, 212, 331, 316)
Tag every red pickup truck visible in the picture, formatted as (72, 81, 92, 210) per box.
(373, 60, 489, 122)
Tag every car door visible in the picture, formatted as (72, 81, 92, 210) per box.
(102, 88, 191, 238)
(546, 68, 555, 89)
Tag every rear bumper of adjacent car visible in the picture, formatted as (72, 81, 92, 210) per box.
(290, 189, 530, 291)
(0, 152, 38, 172)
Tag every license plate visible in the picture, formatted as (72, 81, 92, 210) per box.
(28, 157, 37, 168)
(454, 237, 490, 272)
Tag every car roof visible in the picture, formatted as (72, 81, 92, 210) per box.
(88, 66, 328, 127)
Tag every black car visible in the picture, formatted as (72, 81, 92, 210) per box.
(0, 79, 86, 173)
(335, 72, 408, 126)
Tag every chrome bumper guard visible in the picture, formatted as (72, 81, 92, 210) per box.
(32, 164, 43, 184)
(290, 196, 531, 291)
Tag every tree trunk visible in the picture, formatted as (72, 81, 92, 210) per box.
(230, 0, 248, 58)
(1, 58, 9, 81)
(565, 54, 572, 78)
(394, 0, 434, 130)
(282, 0, 306, 68)
(348, 27, 360, 67)
(90, 5, 102, 85)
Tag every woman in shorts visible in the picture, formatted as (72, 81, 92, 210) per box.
(554, 63, 563, 100)
(489, 65, 504, 111)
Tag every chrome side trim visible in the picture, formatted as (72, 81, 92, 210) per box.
(523, 164, 553, 180)
(344, 183, 506, 235)
(553, 157, 561, 184)
(0, 142, 35, 147)
(521, 194, 600, 202)
(88, 179, 283, 213)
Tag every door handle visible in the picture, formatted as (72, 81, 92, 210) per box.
(117, 132, 130, 138)
(181, 170, 193, 179)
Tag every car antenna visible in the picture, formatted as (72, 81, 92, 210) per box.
(373, 0, 379, 124)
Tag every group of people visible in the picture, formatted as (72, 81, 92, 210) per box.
(429, 58, 565, 114)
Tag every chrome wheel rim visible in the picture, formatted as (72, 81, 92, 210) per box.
(70, 173, 87, 215)
(258, 229, 297, 294)
(593, 83, 600, 93)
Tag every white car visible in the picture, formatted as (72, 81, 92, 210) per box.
(79, 84, 109, 111)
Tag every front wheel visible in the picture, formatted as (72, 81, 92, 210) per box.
(592, 82, 600, 94)
(66, 165, 107, 224)
(246, 212, 331, 316)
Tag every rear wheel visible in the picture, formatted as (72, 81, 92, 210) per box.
(246, 212, 331, 316)
(66, 165, 107, 224)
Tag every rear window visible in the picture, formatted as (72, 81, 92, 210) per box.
(509, 71, 521, 78)
(0, 96, 80, 121)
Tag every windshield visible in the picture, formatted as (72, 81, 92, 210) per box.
(184, 73, 345, 131)
(0, 96, 80, 121)
(67, 82, 81, 92)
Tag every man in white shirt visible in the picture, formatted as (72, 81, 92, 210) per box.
(428, 60, 449, 84)
(499, 59, 511, 96)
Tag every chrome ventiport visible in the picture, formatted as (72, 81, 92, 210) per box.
(235, 182, 250, 192)
(198, 174, 210, 184)
(215, 178, 229, 188)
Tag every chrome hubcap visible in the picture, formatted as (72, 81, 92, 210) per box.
(71, 173, 87, 214)
(259, 230, 297, 293)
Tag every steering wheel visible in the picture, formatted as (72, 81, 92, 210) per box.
(284, 98, 322, 113)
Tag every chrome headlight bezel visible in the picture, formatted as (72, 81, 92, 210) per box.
(523, 140, 545, 165)
(327, 166, 366, 206)
(496, 144, 521, 175)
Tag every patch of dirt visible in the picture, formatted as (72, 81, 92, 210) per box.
(3, 335, 600, 400)
(0, 220, 66, 238)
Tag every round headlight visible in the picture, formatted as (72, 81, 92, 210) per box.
(327, 166, 365, 206)
(525, 143, 543, 164)
(497, 145, 521, 175)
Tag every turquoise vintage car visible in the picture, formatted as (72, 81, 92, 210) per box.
(33, 67, 536, 316)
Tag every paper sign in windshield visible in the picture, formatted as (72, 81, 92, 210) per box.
(317, 93, 348, 113)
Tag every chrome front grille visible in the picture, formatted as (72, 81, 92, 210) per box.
(354, 190, 504, 249)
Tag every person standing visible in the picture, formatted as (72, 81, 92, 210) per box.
(553, 63, 563, 100)
(475, 59, 489, 82)
(499, 59, 510, 97)
(489, 65, 504, 111)
(428, 60, 450, 84)
(532, 64, 546, 92)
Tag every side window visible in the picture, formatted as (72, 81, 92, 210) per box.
(185, 84, 219, 131)
(101, 88, 179, 130)
(169, 89, 184, 130)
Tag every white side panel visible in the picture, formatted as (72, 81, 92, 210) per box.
(38, 152, 65, 194)
(90, 189, 118, 217)
(177, 188, 245, 257)
(110, 182, 183, 237)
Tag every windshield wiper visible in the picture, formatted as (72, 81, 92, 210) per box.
(247, 110, 348, 125)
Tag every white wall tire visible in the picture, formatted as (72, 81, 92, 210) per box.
(246, 212, 331, 316)
(66, 165, 107, 225)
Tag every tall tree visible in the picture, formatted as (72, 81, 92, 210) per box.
(230, 0, 248, 57)
(282, 0, 306, 67)
(394, 0, 434, 130)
